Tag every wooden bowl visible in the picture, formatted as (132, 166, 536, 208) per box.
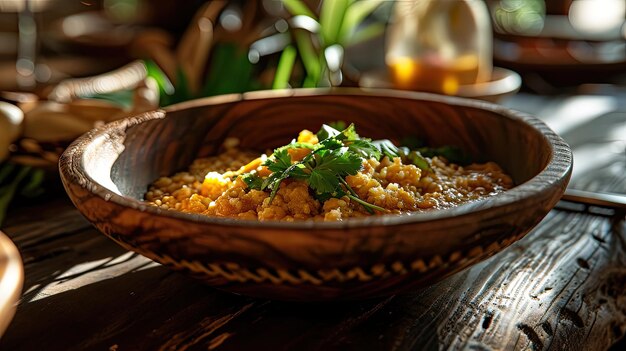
(59, 89, 572, 301)
(0, 231, 23, 336)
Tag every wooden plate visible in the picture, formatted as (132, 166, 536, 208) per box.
(359, 67, 522, 103)
(0, 231, 23, 336)
(59, 89, 572, 300)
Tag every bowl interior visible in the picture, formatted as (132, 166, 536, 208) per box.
(81, 92, 551, 203)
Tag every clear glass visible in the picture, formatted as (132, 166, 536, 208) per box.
(385, 0, 493, 94)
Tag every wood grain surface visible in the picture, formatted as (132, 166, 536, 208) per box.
(0, 193, 623, 351)
(58, 90, 571, 300)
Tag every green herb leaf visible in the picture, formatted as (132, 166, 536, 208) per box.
(347, 139, 381, 159)
(316, 124, 341, 141)
(328, 120, 347, 131)
(338, 123, 359, 140)
(372, 139, 431, 171)
(311, 148, 362, 176)
(273, 142, 316, 154)
(372, 139, 401, 159)
(309, 168, 339, 194)
(247, 123, 387, 212)
(264, 148, 292, 173)
(263, 148, 311, 202)
(262, 171, 283, 191)
(417, 146, 471, 165)
(241, 173, 264, 190)
(318, 137, 343, 150)
(406, 151, 431, 171)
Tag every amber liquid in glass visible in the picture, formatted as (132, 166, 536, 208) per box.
(389, 54, 480, 95)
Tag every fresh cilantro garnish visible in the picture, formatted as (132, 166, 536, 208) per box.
(417, 145, 470, 165)
(345, 139, 381, 159)
(404, 150, 431, 171)
(372, 139, 432, 172)
(232, 123, 475, 216)
(372, 139, 401, 160)
(328, 120, 347, 131)
(272, 141, 316, 154)
(264, 148, 292, 173)
(317, 123, 359, 143)
(335, 123, 359, 141)
(399, 136, 470, 165)
(255, 123, 386, 213)
(307, 148, 362, 195)
(240, 173, 263, 190)
(316, 124, 341, 142)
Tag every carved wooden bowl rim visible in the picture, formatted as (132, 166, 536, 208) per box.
(59, 88, 572, 229)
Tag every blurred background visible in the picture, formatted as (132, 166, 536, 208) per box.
(0, 0, 624, 94)
(0, 0, 625, 224)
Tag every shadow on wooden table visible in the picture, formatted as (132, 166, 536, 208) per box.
(1, 197, 625, 351)
(1, 257, 443, 351)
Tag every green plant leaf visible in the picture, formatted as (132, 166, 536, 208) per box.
(273, 45, 297, 89)
(0, 163, 16, 184)
(0, 166, 31, 227)
(282, 0, 317, 19)
(294, 30, 321, 86)
(20, 168, 45, 198)
(202, 43, 258, 97)
(169, 66, 192, 105)
(144, 59, 174, 106)
(338, 0, 384, 44)
(348, 22, 385, 46)
(319, 0, 351, 45)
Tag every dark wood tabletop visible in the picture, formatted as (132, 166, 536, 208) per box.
(1, 91, 626, 351)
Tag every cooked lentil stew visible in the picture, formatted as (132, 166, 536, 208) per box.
(145, 124, 513, 221)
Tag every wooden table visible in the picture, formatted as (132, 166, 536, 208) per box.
(1, 91, 626, 350)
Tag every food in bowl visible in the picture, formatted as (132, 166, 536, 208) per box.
(145, 123, 513, 221)
(60, 90, 572, 300)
